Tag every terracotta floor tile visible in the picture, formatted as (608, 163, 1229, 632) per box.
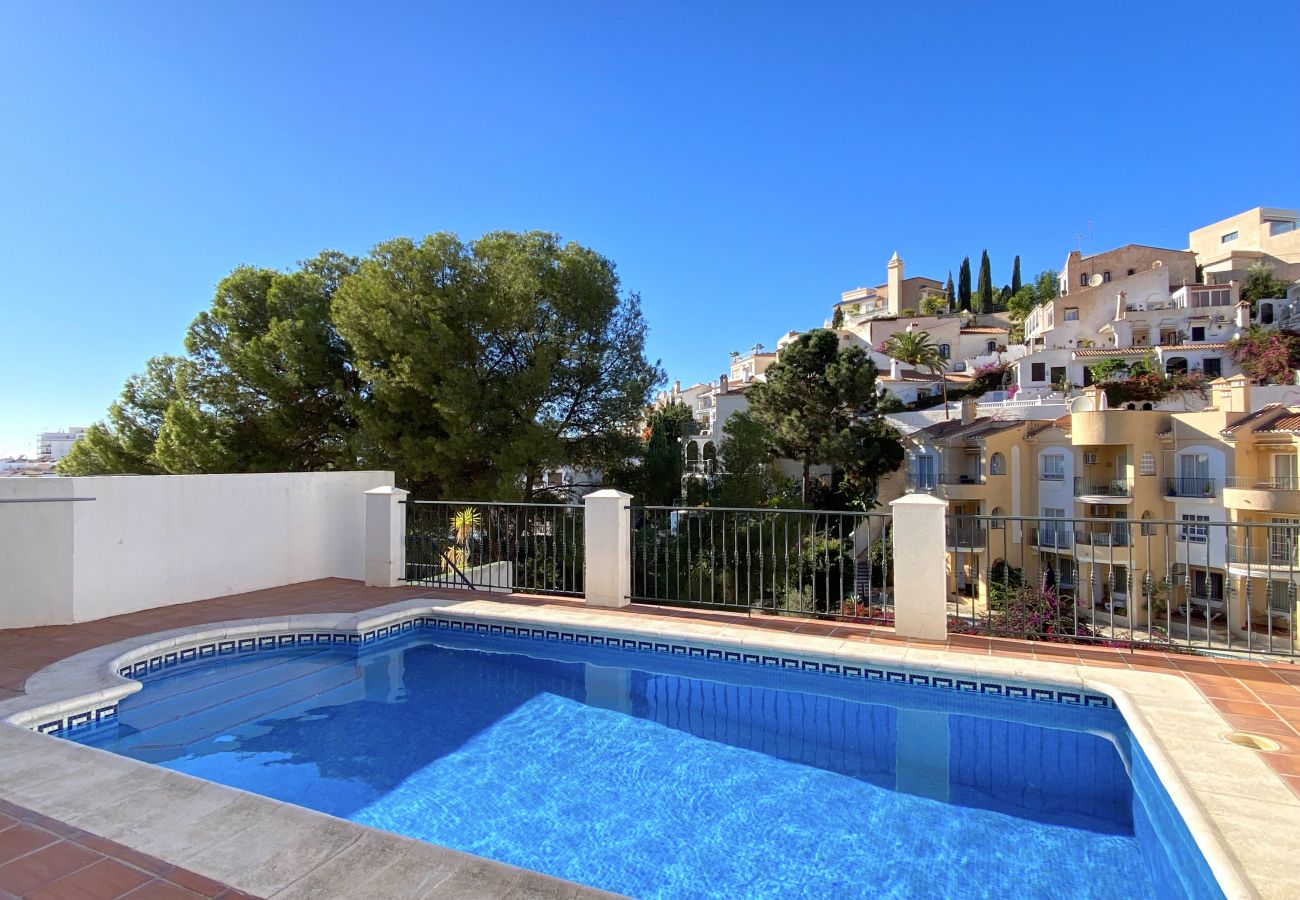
(1210, 698, 1283, 719)
(1222, 713, 1299, 739)
(1262, 753, 1300, 778)
(119, 881, 207, 900)
(26, 857, 152, 900)
(0, 824, 57, 867)
(164, 866, 229, 898)
(1194, 681, 1259, 702)
(0, 840, 100, 895)
(1251, 687, 1300, 708)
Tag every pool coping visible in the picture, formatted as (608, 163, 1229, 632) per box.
(0, 596, 1294, 900)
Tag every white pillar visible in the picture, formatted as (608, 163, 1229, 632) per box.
(889, 493, 949, 641)
(583, 489, 632, 607)
(364, 486, 408, 587)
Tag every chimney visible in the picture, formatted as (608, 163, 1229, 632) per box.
(1235, 296, 1251, 329)
(961, 396, 978, 425)
(890, 358, 901, 380)
(673, 379, 681, 396)
(719, 374, 728, 392)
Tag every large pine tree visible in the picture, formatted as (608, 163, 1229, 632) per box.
(958, 257, 972, 311)
(945, 271, 955, 312)
(977, 250, 993, 313)
(1011, 255, 1022, 294)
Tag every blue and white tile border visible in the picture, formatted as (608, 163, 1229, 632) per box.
(22, 608, 1115, 736)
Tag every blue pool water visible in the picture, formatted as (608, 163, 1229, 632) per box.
(67, 628, 1223, 899)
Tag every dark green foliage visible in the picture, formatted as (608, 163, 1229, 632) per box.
(1240, 262, 1290, 311)
(1011, 256, 1022, 294)
(958, 257, 972, 311)
(977, 250, 993, 313)
(830, 306, 845, 328)
(332, 231, 662, 498)
(987, 559, 1024, 610)
(945, 272, 955, 311)
(746, 329, 903, 505)
(711, 411, 774, 508)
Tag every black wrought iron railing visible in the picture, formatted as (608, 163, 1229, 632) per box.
(1165, 477, 1217, 498)
(404, 500, 584, 596)
(1225, 476, 1300, 491)
(629, 506, 892, 623)
(1073, 477, 1132, 497)
(944, 514, 1298, 657)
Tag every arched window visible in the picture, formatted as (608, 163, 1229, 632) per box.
(1140, 452, 1156, 476)
(986, 340, 997, 354)
(1140, 510, 1155, 536)
(938, 343, 951, 360)
(685, 442, 699, 468)
(989, 452, 1006, 475)
(990, 506, 1006, 529)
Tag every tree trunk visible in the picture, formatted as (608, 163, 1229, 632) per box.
(802, 459, 811, 504)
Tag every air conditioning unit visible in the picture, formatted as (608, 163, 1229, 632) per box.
(1083, 451, 1099, 466)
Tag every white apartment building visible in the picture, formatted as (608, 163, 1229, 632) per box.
(37, 428, 87, 461)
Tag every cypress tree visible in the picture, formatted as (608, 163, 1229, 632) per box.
(977, 250, 993, 313)
(1011, 255, 1022, 295)
(945, 271, 955, 312)
(958, 257, 972, 311)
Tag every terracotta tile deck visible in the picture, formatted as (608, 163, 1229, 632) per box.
(0, 797, 255, 899)
(3, 575, 1300, 893)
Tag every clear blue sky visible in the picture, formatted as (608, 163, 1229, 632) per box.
(2, 1, 1296, 457)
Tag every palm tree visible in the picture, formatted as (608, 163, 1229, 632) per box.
(446, 507, 481, 575)
(883, 329, 951, 418)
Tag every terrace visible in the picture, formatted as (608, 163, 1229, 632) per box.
(2, 476, 1300, 898)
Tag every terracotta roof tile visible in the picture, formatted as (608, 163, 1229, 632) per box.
(959, 326, 1007, 335)
(1026, 414, 1071, 438)
(1219, 404, 1283, 435)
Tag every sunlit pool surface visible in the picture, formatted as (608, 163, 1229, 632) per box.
(67, 629, 1223, 899)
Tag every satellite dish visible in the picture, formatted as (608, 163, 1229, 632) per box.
(1152, 260, 1164, 269)
(1088, 274, 1104, 287)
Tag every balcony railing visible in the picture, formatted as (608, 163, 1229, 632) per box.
(1227, 543, 1300, 567)
(1165, 477, 1217, 498)
(908, 472, 985, 492)
(1040, 470, 1065, 482)
(946, 525, 987, 548)
(1074, 477, 1132, 498)
(1030, 527, 1073, 549)
(1225, 476, 1300, 491)
(1075, 530, 1131, 548)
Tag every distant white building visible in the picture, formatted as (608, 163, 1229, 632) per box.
(37, 428, 87, 461)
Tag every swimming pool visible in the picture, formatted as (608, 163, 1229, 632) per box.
(65, 621, 1224, 899)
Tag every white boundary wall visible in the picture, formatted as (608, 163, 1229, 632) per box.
(0, 471, 394, 628)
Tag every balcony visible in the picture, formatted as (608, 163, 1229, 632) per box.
(1222, 541, 1294, 569)
(1074, 477, 1133, 503)
(1223, 476, 1300, 514)
(1076, 530, 1132, 549)
(1030, 528, 1074, 551)
(908, 472, 985, 494)
(1165, 477, 1217, 499)
(945, 525, 987, 551)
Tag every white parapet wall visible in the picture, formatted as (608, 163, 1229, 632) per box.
(0, 471, 394, 628)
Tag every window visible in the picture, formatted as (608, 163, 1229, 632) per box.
(1269, 220, 1297, 237)
(1269, 580, 1295, 613)
(938, 343, 951, 360)
(1049, 366, 1067, 385)
(989, 452, 1006, 475)
(1140, 510, 1156, 536)
(986, 340, 997, 354)
(1275, 454, 1298, 490)
(990, 507, 1006, 529)
(1041, 454, 1065, 481)
(1187, 287, 1230, 308)
(1127, 268, 1136, 276)
(1192, 571, 1224, 601)
(1031, 362, 1046, 382)
(1040, 508, 1066, 545)
(1269, 517, 1297, 564)
(916, 388, 931, 400)
(1064, 307, 1079, 321)
(1140, 452, 1156, 476)
(1103, 271, 1111, 283)
(1080, 273, 1089, 287)
(1180, 514, 1209, 543)
(1110, 565, 1129, 598)
(1221, 231, 1238, 244)
(1203, 358, 1221, 378)
(1190, 326, 1206, 342)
